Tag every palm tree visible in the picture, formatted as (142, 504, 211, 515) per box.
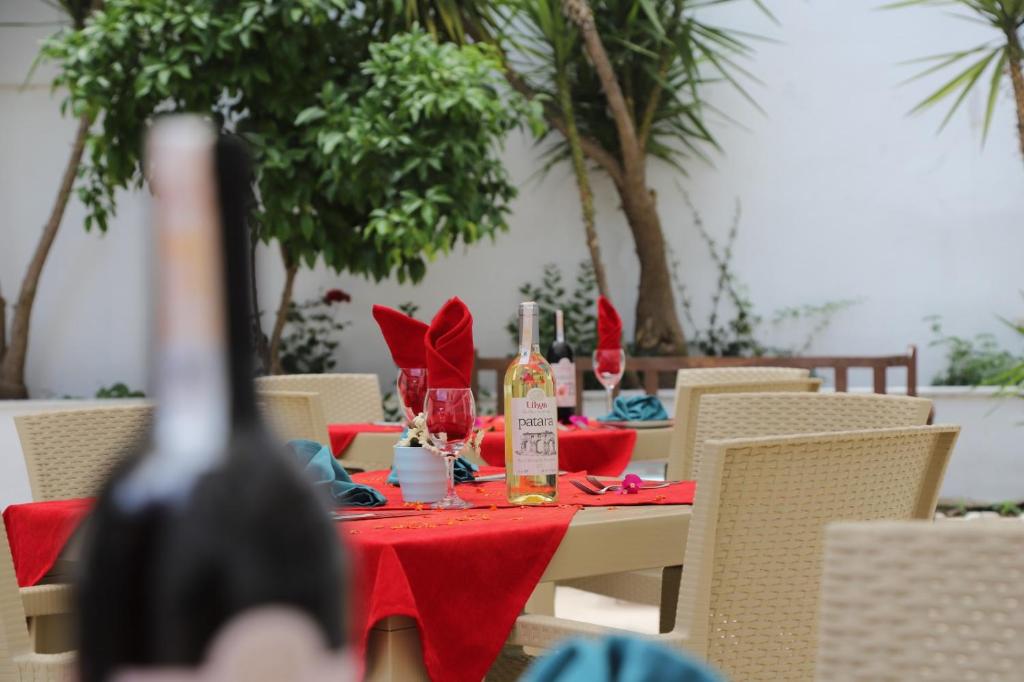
(0, 0, 99, 398)
(892, 0, 1024, 158)
(383, 0, 766, 354)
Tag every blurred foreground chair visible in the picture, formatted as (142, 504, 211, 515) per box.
(495, 425, 958, 682)
(255, 374, 383, 424)
(1, 515, 75, 681)
(256, 390, 330, 445)
(816, 520, 1024, 681)
(569, 390, 930, 607)
(15, 404, 154, 502)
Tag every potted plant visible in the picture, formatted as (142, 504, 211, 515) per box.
(392, 414, 447, 504)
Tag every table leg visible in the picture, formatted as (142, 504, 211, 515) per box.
(659, 565, 682, 634)
(524, 582, 555, 616)
(364, 616, 430, 682)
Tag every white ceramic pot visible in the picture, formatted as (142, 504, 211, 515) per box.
(392, 446, 446, 503)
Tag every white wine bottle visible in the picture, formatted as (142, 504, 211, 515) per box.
(76, 117, 345, 681)
(504, 302, 558, 504)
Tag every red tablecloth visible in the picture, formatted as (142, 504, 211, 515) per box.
(353, 468, 695, 510)
(3, 472, 692, 682)
(329, 422, 638, 477)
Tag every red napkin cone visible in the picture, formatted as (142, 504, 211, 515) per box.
(597, 296, 623, 350)
(372, 305, 429, 368)
(425, 297, 475, 389)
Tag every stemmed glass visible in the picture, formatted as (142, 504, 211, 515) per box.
(424, 388, 476, 510)
(396, 368, 428, 425)
(592, 349, 626, 414)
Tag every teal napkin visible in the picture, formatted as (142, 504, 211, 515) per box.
(522, 636, 723, 682)
(598, 395, 669, 422)
(287, 439, 386, 507)
(387, 456, 478, 486)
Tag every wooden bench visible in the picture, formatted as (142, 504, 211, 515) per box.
(472, 346, 919, 415)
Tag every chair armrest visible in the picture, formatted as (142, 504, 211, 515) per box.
(21, 583, 74, 618)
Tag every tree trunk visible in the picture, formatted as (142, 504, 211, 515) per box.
(557, 75, 610, 297)
(268, 244, 298, 375)
(562, 0, 686, 354)
(0, 114, 91, 399)
(1004, 30, 1024, 162)
(619, 178, 688, 354)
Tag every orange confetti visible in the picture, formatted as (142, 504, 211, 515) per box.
(489, 504, 498, 511)
(348, 530, 360, 535)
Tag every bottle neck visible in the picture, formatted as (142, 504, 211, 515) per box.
(518, 303, 540, 360)
(554, 310, 565, 344)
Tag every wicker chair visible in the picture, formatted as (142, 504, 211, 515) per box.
(816, 520, 1024, 681)
(493, 425, 959, 682)
(1, 515, 75, 681)
(567, 390, 926, 608)
(15, 404, 154, 502)
(668, 367, 821, 481)
(254, 374, 384, 424)
(256, 390, 330, 445)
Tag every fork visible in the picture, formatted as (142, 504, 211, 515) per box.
(585, 475, 672, 492)
(570, 479, 671, 495)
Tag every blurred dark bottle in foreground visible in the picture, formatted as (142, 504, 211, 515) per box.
(76, 116, 346, 681)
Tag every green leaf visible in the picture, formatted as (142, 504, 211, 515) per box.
(295, 106, 327, 125)
(982, 48, 1007, 144)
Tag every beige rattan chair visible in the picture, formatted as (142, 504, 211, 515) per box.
(494, 425, 959, 682)
(256, 390, 330, 445)
(567, 391, 929, 607)
(15, 404, 154, 502)
(254, 374, 384, 424)
(668, 367, 821, 481)
(816, 520, 1024, 681)
(1, 516, 75, 681)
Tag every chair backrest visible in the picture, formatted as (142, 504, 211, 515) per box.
(667, 367, 821, 480)
(673, 425, 959, 681)
(816, 520, 1024, 681)
(257, 390, 330, 445)
(689, 392, 933, 483)
(0, 517, 32, 680)
(254, 374, 383, 424)
(15, 404, 154, 501)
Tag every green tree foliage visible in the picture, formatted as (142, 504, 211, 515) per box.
(42, 0, 537, 283)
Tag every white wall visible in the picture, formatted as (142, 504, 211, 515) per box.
(2, 0, 1023, 401)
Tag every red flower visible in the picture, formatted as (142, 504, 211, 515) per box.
(323, 288, 351, 304)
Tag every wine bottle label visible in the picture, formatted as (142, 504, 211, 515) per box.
(509, 388, 559, 476)
(552, 358, 577, 408)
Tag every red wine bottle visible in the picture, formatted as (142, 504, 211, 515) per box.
(76, 117, 345, 681)
(546, 309, 577, 423)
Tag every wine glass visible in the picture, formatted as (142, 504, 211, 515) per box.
(424, 388, 476, 510)
(592, 349, 626, 414)
(396, 368, 428, 425)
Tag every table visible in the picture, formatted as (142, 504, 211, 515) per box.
(7, 485, 691, 681)
(364, 504, 690, 681)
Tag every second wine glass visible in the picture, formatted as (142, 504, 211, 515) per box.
(424, 388, 476, 510)
(396, 367, 428, 425)
(592, 349, 626, 414)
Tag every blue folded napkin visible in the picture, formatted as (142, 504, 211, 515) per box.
(387, 456, 478, 486)
(598, 395, 669, 422)
(287, 439, 386, 507)
(522, 636, 723, 682)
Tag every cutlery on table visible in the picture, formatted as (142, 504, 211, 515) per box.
(332, 510, 435, 522)
(572, 477, 673, 494)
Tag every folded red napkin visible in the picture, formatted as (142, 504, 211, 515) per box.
(425, 297, 475, 389)
(372, 305, 429, 368)
(597, 296, 622, 350)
